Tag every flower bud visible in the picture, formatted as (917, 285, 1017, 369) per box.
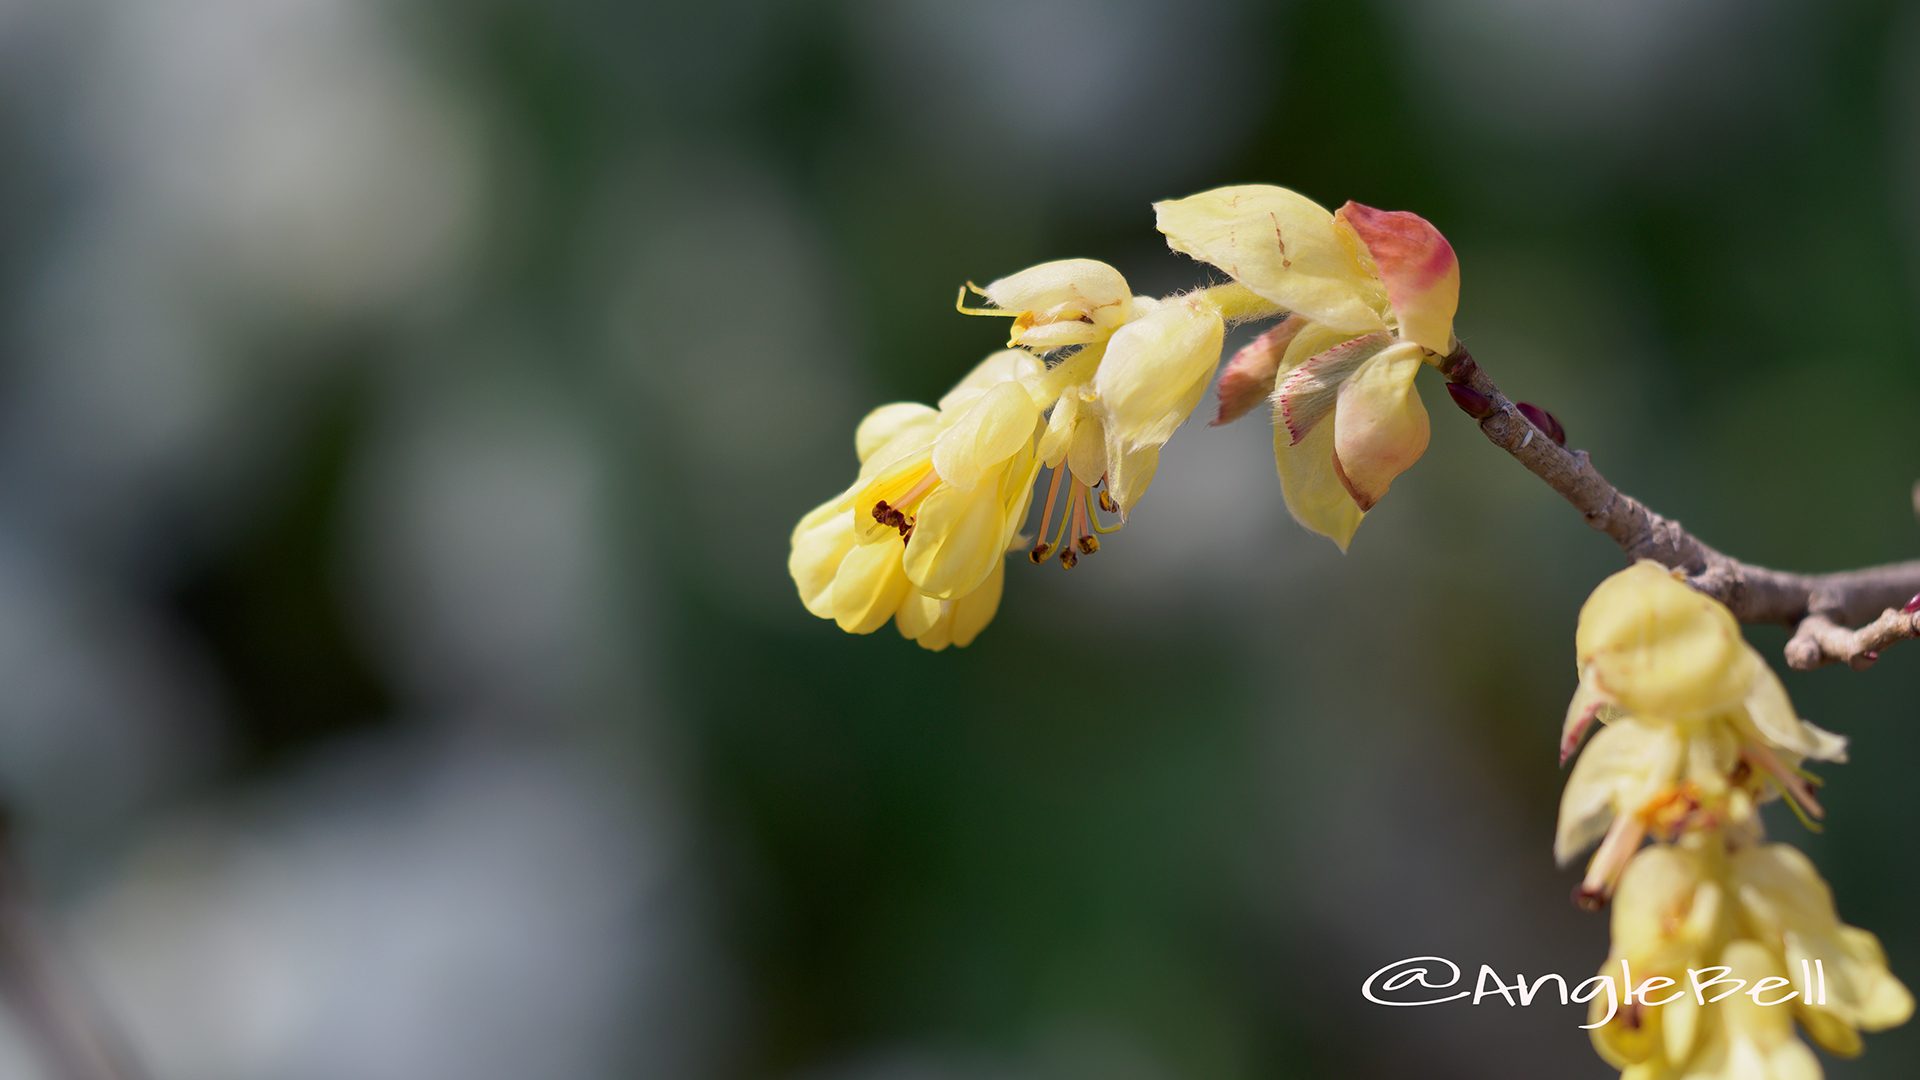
(1444, 382, 1494, 419)
(1515, 402, 1566, 446)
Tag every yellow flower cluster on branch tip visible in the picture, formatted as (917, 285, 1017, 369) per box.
(1559, 563, 1909, 1079)
(789, 182, 1475, 648)
(1156, 185, 1461, 549)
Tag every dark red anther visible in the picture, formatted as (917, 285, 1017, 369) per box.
(1516, 402, 1567, 446)
(1445, 382, 1494, 419)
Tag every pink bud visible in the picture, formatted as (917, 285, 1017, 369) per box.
(1904, 594, 1920, 615)
(1516, 402, 1567, 446)
(1445, 382, 1494, 419)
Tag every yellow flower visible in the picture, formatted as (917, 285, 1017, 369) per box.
(851, 351, 1046, 599)
(1155, 184, 1461, 548)
(1666, 942, 1825, 1080)
(1585, 841, 1908, 1080)
(1556, 563, 1846, 905)
(1729, 844, 1914, 1055)
(1591, 841, 1729, 1072)
(788, 351, 1042, 649)
(958, 258, 1135, 352)
(962, 256, 1241, 565)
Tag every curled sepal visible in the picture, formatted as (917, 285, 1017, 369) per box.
(1331, 341, 1431, 511)
(1154, 185, 1386, 335)
(1212, 316, 1303, 426)
(1274, 331, 1390, 444)
(1333, 201, 1460, 355)
(1561, 677, 1608, 766)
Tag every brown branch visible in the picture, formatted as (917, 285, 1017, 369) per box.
(1439, 347, 1920, 671)
(1784, 608, 1920, 671)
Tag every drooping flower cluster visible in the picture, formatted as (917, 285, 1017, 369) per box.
(790, 255, 1278, 649)
(789, 184, 1463, 647)
(1558, 562, 1910, 1078)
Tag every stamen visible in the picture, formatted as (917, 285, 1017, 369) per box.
(1030, 467, 1065, 562)
(1088, 482, 1125, 536)
(1742, 742, 1825, 821)
(871, 469, 941, 540)
(1071, 485, 1093, 554)
(1055, 486, 1082, 569)
(1048, 482, 1078, 565)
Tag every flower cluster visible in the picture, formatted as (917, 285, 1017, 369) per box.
(789, 254, 1273, 648)
(1159, 185, 1460, 549)
(788, 184, 1463, 647)
(1558, 563, 1911, 1078)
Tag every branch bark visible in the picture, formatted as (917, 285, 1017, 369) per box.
(1439, 347, 1920, 671)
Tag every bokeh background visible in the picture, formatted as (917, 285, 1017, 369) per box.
(0, 0, 1916, 1077)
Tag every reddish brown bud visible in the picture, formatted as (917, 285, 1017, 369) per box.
(1516, 402, 1567, 446)
(1445, 382, 1494, 419)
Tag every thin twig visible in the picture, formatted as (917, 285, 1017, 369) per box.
(1439, 347, 1920, 670)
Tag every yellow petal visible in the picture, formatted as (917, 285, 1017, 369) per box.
(1730, 845, 1915, 1042)
(1102, 442, 1159, 516)
(1091, 295, 1225, 452)
(829, 539, 910, 634)
(1740, 665, 1848, 763)
(1272, 413, 1363, 550)
(1066, 408, 1108, 488)
(1333, 201, 1461, 355)
(900, 556, 1007, 651)
(938, 349, 1044, 411)
(1331, 340, 1430, 511)
(1036, 390, 1081, 468)
(1554, 719, 1683, 865)
(789, 492, 857, 618)
(982, 259, 1130, 319)
(902, 483, 1007, 600)
(932, 381, 1040, 493)
(855, 403, 939, 464)
(1154, 185, 1387, 334)
(1575, 561, 1753, 717)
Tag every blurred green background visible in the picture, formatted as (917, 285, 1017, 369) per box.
(0, 0, 1916, 1077)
